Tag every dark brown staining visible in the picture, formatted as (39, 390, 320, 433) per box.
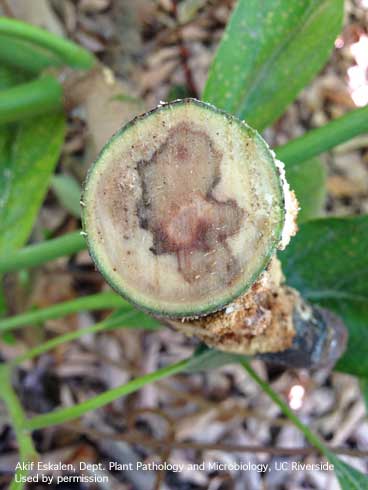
(137, 123, 244, 285)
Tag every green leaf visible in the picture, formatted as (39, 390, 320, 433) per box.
(12, 308, 161, 366)
(0, 17, 95, 70)
(327, 452, 368, 490)
(0, 65, 28, 89)
(286, 157, 326, 223)
(0, 112, 65, 255)
(0, 34, 62, 74)
(0, 287, 6, 317)
(184, 345, 239, 373)
(26, 357, 189, 430)
(0, 66, 28, 317)
(203, 0, 343, 131)
(280, 216, 368, 377)
(0, 75, 62, 125)
(51, 174, 82, 218)
(112, 309, 161, 329)
(0, 231, 86, 274)
(276, 106, 368, 167)
(0, 364, 37, 490)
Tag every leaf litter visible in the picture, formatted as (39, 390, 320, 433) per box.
(0, 0, 367, 489)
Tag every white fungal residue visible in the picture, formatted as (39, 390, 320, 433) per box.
(272, 154, 299, 250)
(347, 34, 368, 107)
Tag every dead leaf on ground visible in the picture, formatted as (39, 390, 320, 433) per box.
(64, 66, 145, 156)
(7, 0, 65, 35)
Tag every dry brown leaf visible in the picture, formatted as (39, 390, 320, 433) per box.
(79, 0, 111, 13)
(8, 0, 65, 35)
(65, 66, 144, 156)
(327, 175, 361, 197)
(139, 59, 179, 91)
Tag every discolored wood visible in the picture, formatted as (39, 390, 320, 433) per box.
(137, 122, 244, 285)
(83, 99, 286, 317)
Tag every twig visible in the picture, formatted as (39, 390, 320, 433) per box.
(67, 423, 368, 459)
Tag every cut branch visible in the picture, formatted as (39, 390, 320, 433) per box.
(83, 98, 293, 318)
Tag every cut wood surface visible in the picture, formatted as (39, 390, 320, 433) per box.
(83, 99, 286, 317)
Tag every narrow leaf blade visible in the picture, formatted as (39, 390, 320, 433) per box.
(184, 345, 239, 373)
(327, 452, 368, 490)
(203, 0, 343, 131)
(0, 112, 65, 255)
(286, 157, 327, 223)
(51, 174, 82, 218)
(241, 359, 368, 490)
